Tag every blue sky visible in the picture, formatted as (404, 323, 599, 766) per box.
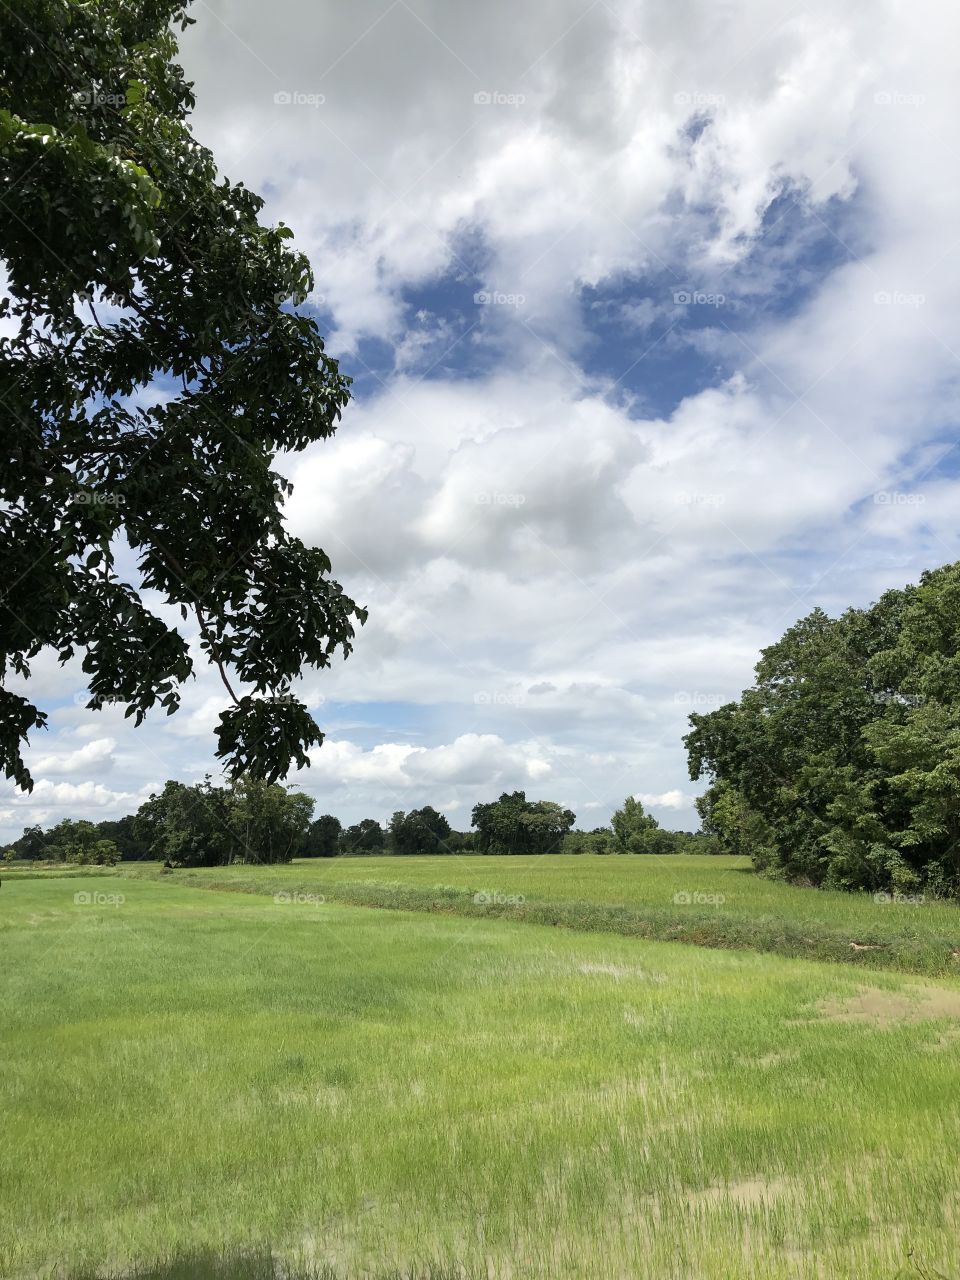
(4, 0, 960, 841)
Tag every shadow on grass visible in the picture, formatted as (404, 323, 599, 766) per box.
(69, 1246, 481, 1280)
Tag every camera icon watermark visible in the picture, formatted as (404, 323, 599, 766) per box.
(673, 289, 725, 307)
(674, 691, 724, 707)
(874, 90, 925, 107)
(473, 691, 526, 706)
(71, 491, 123, 507)
(874, 290, 925, 307)
(473, 91, 526, 107)
(672, 890, 725, 907)
(674, 91, 725, 109)
(74, 891, 125, 907)
(75, 86, 126, 107)
(474, 491, 526, 507)
(675, 491, 726, 507)
(273, 91, 326, 108)
(474, 290, 525, 308)
(873, 490, 925, 506)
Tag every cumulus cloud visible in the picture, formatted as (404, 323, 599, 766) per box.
(29, 739, 117, 778)
(306, 733, 552, 790)
(636, 790, 694, 812)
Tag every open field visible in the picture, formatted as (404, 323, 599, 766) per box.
(128, 854, 960, 975)
(5, 871, 960, 1279)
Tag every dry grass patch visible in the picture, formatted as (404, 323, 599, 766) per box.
(816, 984, 960, 1026)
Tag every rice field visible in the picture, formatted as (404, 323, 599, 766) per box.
(135, 854, 960, 975)
(4, 871, 960, 1278)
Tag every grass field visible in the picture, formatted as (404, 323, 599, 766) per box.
(130, 854, 960, 975)
(5, 870, 960, 1278)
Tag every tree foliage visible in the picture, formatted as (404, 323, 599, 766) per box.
(302, 813, 341, 858)
(388, 806, 452, 855)
(135, 775, 313, 867)
(339, 818, 385, 856)
(685, 562, 960, 894)
(609, 796, 682, 853)
(471, 791, 576, 855)
(0, 0, 364, 792)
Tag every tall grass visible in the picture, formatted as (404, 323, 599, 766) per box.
(128, 854, 960, 975)
(4, 876, 960, 1278)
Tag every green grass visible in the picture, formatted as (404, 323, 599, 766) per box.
(5, 874, 960, 1278)
(127, 854, 960, 975)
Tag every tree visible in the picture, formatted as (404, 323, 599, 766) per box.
(388, 806, 452, 855)
(134, 778, 234, 868)
(339, 819, 385, 856)
(10, 824, 50, 861)
(226, 776, 314, 864)
(55, 818, 119, 865)
(94, 815, 150, 860)
(0, 0, 365, 794)
(471, 791, 576, 855)
(303, 814, 341, 858)
(685, 561, 960, 895)
(134, 775, 312, 866)
(611, 797, 686, 854)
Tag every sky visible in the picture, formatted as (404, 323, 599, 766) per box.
(5, 0, 960, 841)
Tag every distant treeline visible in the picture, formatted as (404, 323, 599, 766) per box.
(3, 784, 715, 867)
(686, 560, 960, 896)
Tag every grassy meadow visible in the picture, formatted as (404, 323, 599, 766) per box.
(5, 869, 960, 1278)
(132, 853, 960, 975)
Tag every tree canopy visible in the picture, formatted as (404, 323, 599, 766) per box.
(685, 561, 960, 895)
(135, 775, 313, 867)
(0, 0, 364, 793)
(388, 806, 452, 856)
(471, 791, 576, 855)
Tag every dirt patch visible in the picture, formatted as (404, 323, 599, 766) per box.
(816, 984, 960, 1026)
(685, 1176, 790, 1209)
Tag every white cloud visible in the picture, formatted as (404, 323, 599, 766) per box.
(29, 738, 116, 778)
(636, 790, 693, 812)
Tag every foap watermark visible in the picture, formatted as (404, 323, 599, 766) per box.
(871, 691, 924, 707)
(274, 289, 327, 308)
(874, 290, 925, 308)
(676, 491, 726, 507)
(874, 490, 925, 506)
(75, 86, 126, 107)
(673, 890, 725, 907)
(874, 891, 925, 906)
(473, 90, 526, 107)
(674, 691, 724, 708)
(273, 90, 325, 108)
(474, 290, 525, 309)
(75, 891, 125, 907)
(874, 90, 925, 108)
(263, 692, 324, 708)
(673, 289, 725, 307)
(475, 491, 526, 507)
(473, 890, 526, 906)
(273, 891, 326, 906)
(674, 91, 725, 108)
(71, 491, 123, 507)
(73, 691, 126, 709)
(474, 690, 526, 707)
